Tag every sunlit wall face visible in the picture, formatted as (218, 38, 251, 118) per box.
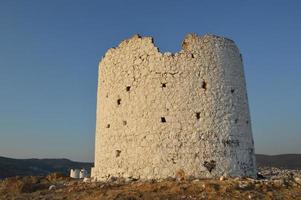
(0, 0, 300, 161)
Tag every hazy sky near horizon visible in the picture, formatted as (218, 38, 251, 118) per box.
(0, 0, 300, 162)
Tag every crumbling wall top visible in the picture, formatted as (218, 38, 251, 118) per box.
(103, 33, 237, 61)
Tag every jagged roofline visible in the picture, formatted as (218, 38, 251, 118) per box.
(107, 33, 236, 55)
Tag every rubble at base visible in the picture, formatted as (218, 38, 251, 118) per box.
(1, 167, 301, 200)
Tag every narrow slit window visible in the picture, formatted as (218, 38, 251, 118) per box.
(196, 112, 201, 120)
(117, 98, 121, 105)
(202, 81, 207, 90)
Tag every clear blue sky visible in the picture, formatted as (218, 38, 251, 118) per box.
(0, 0, 300, 162)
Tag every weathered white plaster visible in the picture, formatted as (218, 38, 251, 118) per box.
(91, 33, 256, 181)
(70, 169, 80, 179)
(79, 169, 88, 179)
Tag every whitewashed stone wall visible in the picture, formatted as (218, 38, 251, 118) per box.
(91, 33, 256, 181)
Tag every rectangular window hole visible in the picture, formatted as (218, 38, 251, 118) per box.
(196, 112, 201, 120)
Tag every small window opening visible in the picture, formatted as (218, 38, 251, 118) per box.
(161, 83, 167, 88)
(191, 54, 195, 58)
(240, 53, 243, 62)
(126, 86, 131, 92)
(106, 124, 110, 128)
(115, 150, 121, 157)
(203, 160, 216, 173)
(161, 117, 166, 123)
(196, 112, 201, 120)
(117, 98, 121, 105)
(202, 81, 207, 90)
(235, 119, 238, 124)
(231, 89, 235, 94)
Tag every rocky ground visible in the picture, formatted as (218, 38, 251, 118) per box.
(1, 167, 301, 200)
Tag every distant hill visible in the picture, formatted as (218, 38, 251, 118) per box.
(0, 154, 301, 179)
(0, 156, 92, 179)
(256, 154, 301, 169)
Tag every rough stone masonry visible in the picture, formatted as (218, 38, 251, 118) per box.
(91, 33, 256, 181)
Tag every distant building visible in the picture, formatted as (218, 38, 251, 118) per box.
(79, 169, 88, 178)
(70, 169, 80, 179)
(70, 168, 88, 179)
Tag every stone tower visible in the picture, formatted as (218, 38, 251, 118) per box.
(91, 33, 256, 181)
